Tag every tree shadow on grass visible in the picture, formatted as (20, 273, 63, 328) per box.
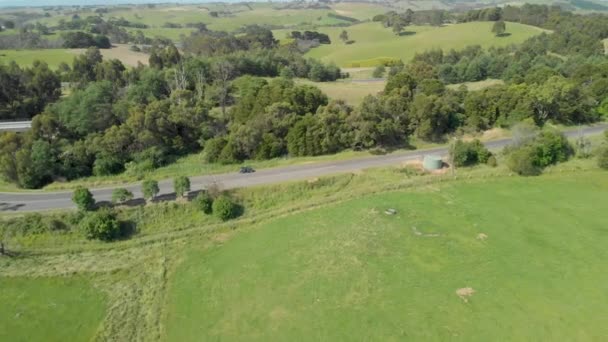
(398, 31, 416, 36)
(496, 33, 512, 37)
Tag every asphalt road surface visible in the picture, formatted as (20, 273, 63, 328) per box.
(1, 124, 606, 212)
(0, 121, 31, 133)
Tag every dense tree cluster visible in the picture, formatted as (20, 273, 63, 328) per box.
(290, 31, 331, 44)
(0, 61, 61, 120)
(2, 5, 608, 189)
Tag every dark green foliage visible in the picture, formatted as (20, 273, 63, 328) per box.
(193, 192, 213, 214)
(142, 179, 159, 202)
(80, 208, 120, 241)
(507, 145, 542, 176)
(506, 130, 573, 176)
(174, 176, 191, 198)
(72, 186, 95, 211)
(290, 31, 331, 44)
(450, 139, 492, 167)
(597, 146, 608, 169)
(486, 155, 498, 167)
(0, 61, 61, 120)
(62, 31, 111, 49)
(111, 188, 133, 204)
(492, 20, 506, 36)
(212, 195, 238, 221)
(372, 65, 386, 78)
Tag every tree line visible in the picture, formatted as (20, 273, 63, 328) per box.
(2, 4, 608, 189)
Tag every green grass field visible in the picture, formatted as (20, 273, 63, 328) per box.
(0, 49, 75, 69)
(296, 78, 385, 105)
(31, 3, 354, 33)
(2, 158, 608, 340)
(0, 277, 106, 342)
(164, 170, 608, 340)
(277, 21, 547, 67)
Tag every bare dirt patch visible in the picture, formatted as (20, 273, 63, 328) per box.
(456, 287, 475, 302)
(476, 233, 488, 241)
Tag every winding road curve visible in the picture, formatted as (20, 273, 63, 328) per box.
(1, 124, 606, 212)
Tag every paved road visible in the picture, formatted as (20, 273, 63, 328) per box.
(0, 121, 31, 133)
(1, 124, 606, 212)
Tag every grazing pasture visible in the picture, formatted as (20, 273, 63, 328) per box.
(165, 170, 608, 340)
(279, 21, 547, 67)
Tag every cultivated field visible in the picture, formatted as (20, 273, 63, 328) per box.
(281, 21, 548, 67)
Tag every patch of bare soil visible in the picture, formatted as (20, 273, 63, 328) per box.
(476, 233, 488, 241)
(456, 287, 475, 303)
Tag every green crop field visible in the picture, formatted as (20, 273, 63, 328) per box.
(164, 170, 608, 341)
(277, 21, 548, 67)
(0, 277, 106, 341)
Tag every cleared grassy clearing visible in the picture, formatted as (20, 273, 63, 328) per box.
(165, 170, 608, 341)
(446, 78, 505, 91)
(276, 21, 547, 67)
(0, 49, 74, 68)
(296, 78, 386, 105)
(0, 277, 106, 342)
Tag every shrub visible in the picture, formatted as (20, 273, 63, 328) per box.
(507, 145, 542, 176)
(142, 179, 159, 202)
(193, 191, 213, 214)
(506, 130, 573, 176)
(80, 209, 120, 241)
(534, 130, 573, 167)
(72, 186, 95, 211)
(597, 145, 608, 169)
(111, 188, 133, 204)
(450, 139, 492, 167)
(574, 135, 592, 159)
(372, 65, 386, 78)
(486, 155, 498, 167)
(212, 195, 237, 221)
(173, 176, 191, 199)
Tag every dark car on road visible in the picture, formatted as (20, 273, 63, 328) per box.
(239, 166, 255, 173)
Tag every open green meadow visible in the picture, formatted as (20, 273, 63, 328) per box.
(165, 170, 608, 340)
(0, 277, 106, 342)
(280, 21, 548, 67)
(30, 3, 357, 33)
(0, 49, 75, 69)
(2, 157, 608, 340)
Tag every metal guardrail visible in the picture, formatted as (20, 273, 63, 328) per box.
(0, 120, 32, 132)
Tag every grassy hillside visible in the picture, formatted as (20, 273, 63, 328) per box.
(165, 170, 608, 340)
(278, 21, 548, 67)
(31, 3, 355, 33)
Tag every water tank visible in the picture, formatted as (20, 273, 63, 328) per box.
(423, 155, 443, 170)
